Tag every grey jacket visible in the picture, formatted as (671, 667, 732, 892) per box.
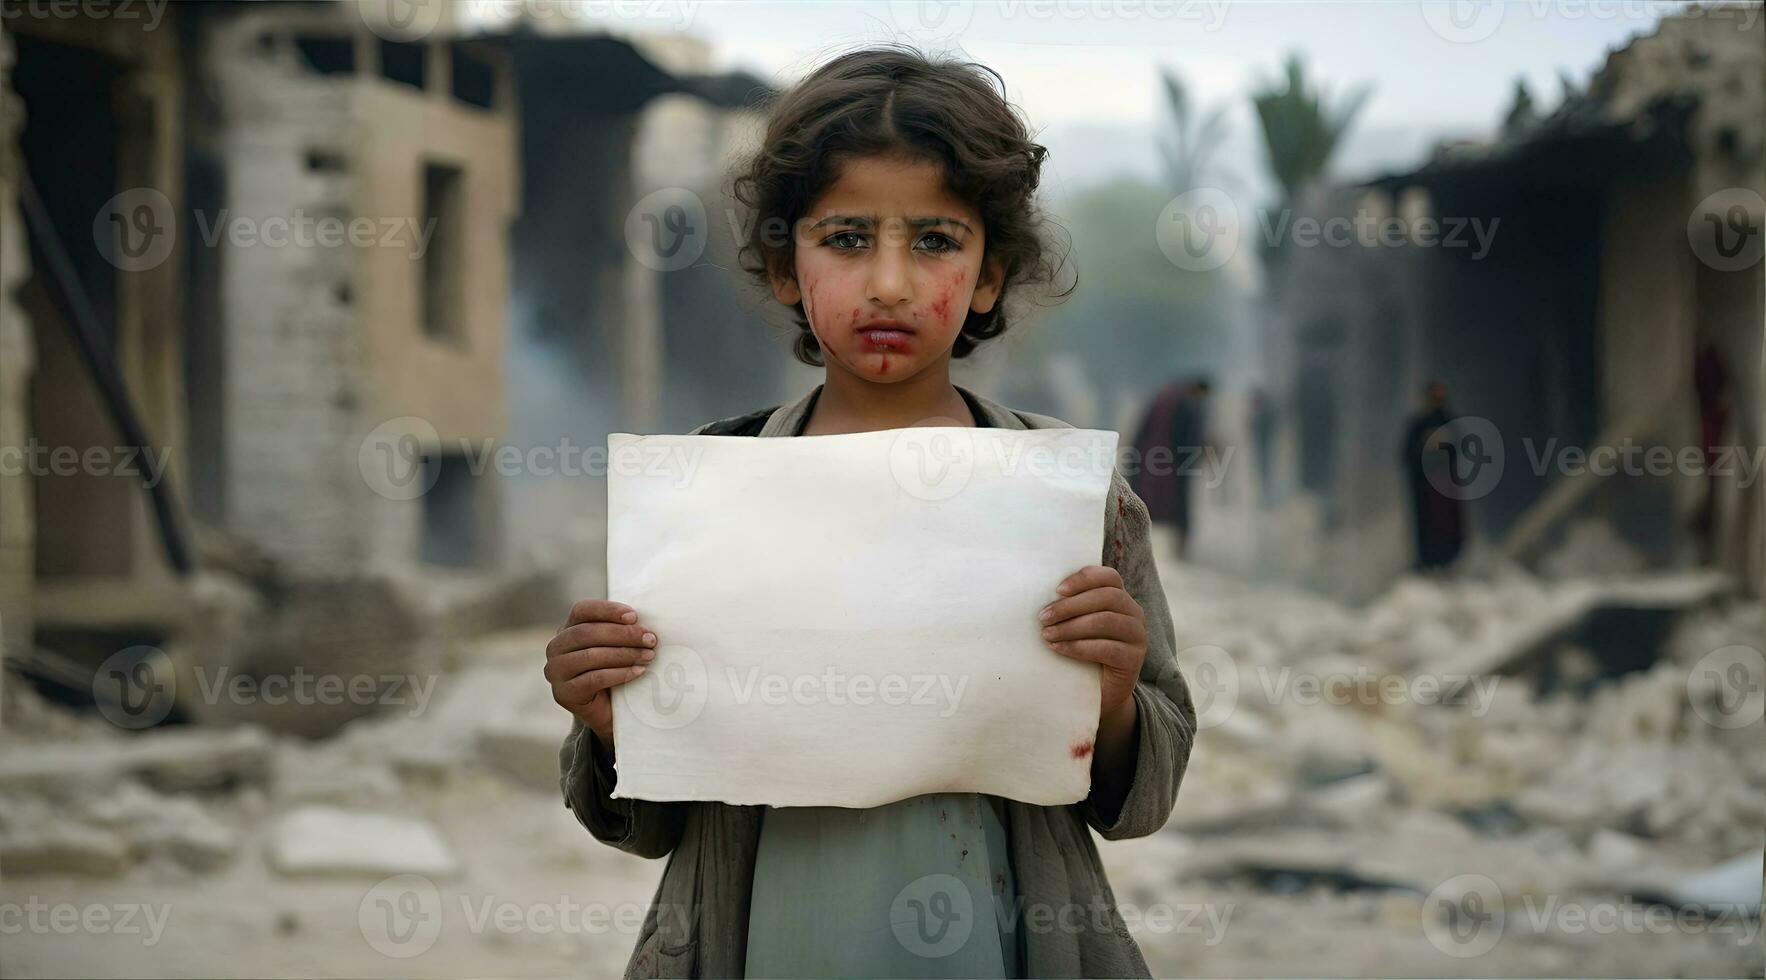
(559, 384, 1197, 978)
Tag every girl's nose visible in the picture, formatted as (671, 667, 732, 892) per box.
(866, 226, 914, 306)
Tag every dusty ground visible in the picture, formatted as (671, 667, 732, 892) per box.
(3, 547, 1762, 978)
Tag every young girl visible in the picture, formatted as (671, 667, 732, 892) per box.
(545, 44, 1196, 979)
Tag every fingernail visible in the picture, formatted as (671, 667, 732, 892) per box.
(642, 632, 657, 645)
(1041, 626, 1056, 637)
(632, 664, 646, 675)
(1056, 584, 1072, 595)
(1038, 608, 1053, 622)
(621, 610, 637, 623)
(640, 649, 656, 662)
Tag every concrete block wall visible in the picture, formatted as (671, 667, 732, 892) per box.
(0, 27, 35, 665)
(198, 10, 514, 575)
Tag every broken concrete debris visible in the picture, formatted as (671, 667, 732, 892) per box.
(0, 570, 1758, 976)
(266, 805, 459, 879)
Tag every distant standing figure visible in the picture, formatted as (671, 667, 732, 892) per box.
(1131, 376, 1212, 559)
(1249, 388, 1276, 506)
(1400, 380, 1466, 571)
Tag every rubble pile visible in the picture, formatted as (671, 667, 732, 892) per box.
(1133, 561, 1764, 976)
(1, 562, 1760, 976)
(0, 631, 571, 884)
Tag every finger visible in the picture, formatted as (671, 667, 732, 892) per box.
(1046, 637, 1137, 669)
(1040, 586, 1141, 627)
(548, 622, 657, 659)
(544, 646, 655, 684)
(558, 664, 649, 704)
(1055, 564, 1123, 597)
(1041, 610, 1146, 646)
(565, 599, 638, 628)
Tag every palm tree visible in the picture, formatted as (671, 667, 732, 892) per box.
(1158, 69, 1232, 196)
(1251, 54, 1372, 204)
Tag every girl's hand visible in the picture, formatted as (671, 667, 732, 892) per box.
(1039, 565, 1147, 721)
(545, 599, 658, 746)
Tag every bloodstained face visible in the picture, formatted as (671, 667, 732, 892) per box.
(771, 154, 1003, 384)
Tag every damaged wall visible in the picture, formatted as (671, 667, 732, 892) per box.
(1267, 10, 1763, 598)
(193, 7, 515, 574)
(0, 25, 32, 667)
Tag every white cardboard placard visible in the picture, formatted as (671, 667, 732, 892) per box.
(606, 425, 1117, 808)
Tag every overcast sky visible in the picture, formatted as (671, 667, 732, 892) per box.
(670, 0, 1681, 194)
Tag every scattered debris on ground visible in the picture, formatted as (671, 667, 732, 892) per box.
(2, 558, 1760, 977)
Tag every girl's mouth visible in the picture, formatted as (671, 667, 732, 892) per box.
(858, 328, 915, 351)
(856, 320, 916, 351)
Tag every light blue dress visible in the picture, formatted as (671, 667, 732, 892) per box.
(743, 792, 1023, 978)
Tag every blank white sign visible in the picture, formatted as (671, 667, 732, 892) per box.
(606, 425, 1118, 808)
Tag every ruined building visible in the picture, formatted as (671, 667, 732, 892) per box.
(0, 0, 775, 731)
(1264, 9, 1764, 600)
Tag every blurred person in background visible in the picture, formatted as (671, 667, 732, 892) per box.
(1249, 387, 1276, 507)
(1400, 380, 1466, 571)
(1130, 375, 1212, 559)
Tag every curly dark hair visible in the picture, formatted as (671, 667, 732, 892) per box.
(730, 43, 1074, 366)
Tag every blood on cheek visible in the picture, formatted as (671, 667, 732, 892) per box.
(929, 267, 971, 330)
(928, 289, 952, 327)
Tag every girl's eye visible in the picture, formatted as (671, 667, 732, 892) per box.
(916, 233, 959, 253)
(821, 230, 963, 253)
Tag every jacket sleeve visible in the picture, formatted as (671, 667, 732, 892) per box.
(1079, 469, 1198, 840)
(558, 717, 688, 859)
(555, 418, 724, 859)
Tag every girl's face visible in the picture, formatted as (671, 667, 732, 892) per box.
(772, 154, 1003, 383)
